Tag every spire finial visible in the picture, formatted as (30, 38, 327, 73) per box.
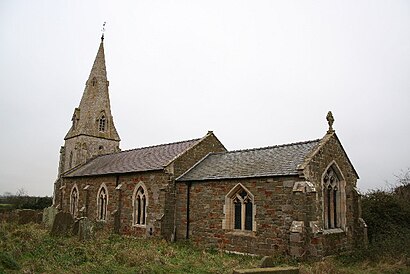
(326, 111, 335, 133)
(101, 22, 106, 41)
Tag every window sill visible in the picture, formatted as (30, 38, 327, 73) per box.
(323, 228, 344, 235)
(226, 230, 256, 237)
(132, 224, 146, 228)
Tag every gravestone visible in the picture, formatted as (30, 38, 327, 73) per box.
(78, 217, 94, 241)
(50, 212, 74, 236)
(43, 206, 58, 228)
(260, 256, 275, 268)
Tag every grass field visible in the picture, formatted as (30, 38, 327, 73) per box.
(0, 223, 409, 273)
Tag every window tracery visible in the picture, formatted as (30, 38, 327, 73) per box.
(323, 164, 346, 230)
(133, 183, 147, 226)
(224, 184, 255, 231)
(97, 185, 108, 221)
(70, 185, 79, 218)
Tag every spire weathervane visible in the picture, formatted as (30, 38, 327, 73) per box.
(326, 111, 335, 133)
(101, 22, 106, 41)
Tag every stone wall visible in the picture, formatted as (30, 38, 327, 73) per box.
(170, 132, 227, 178)
(175, 176, 304, 256)
(60, 171, 170, 238)
(162, 132, 227, 241)
(302, 132, 362, 257)
(0, 209, 43, 224)
(62, 135, 120, 173)
(174, 133, 363, 258)
(57, 132, 226, 240)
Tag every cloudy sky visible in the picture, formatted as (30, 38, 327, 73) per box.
(0, 1, 409, 196)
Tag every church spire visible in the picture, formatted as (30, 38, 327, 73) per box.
(60, 36, 120, 173)
(87, 38, 107, 83)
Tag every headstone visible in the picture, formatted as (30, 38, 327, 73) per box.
(113, 209, 120, 234)
(72, 218, 80, 235)
(78, 217, 94, 241)
(42, 206, 58, 228)
(50, 212, 74, 236)
(259, 256, 275, 268)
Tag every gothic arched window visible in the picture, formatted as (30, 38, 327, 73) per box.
(223, 184, 255, 231)
(70, 185, 79, 218)
(97, 185, 108, 221)
(323, 164, 346, 230)
(133, 183, 148, 226)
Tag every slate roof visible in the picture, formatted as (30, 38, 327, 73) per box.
(64, 138, 201, 177)
(177, 139, 320, 181)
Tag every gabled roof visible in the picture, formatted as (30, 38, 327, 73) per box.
(64, 138, 201, 177)
(299, 132, 359, 179)
(177, 139, 320, 182)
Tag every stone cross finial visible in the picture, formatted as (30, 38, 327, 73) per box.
(326, 111, 335, 133)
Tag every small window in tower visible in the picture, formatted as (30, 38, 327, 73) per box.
(92, 77, 97, 86)
(98, 115, 106, 132)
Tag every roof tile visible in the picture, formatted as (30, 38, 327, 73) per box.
(64, 138, 200, 177)
(177, 139, 320, 181)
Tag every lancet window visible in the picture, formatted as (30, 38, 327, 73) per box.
(98, 115, 106, 132)
(323, 164, 345, 229)
(70, 185, 79, 218)
(97, 185, 108, 221)
(133, 184, 147, 226)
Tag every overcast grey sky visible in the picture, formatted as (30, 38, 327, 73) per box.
(0, 1, 409, 196)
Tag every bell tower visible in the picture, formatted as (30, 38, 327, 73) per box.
(58, 36, 120, 175)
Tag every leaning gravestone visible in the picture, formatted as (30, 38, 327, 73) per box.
(43, 206, 58, 228)
(50, 212, 74, 236)
(78, 217, 94, 241)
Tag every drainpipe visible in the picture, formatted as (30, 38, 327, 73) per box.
(186, 182, 191, 239)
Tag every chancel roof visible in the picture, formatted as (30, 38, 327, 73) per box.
(177, 139, 320, 181)
(64, 138, 201, 177)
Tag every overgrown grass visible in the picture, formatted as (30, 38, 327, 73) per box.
(300, 255, 410, 274)
(0, 223, 259, 273)
(1, 223, 409, 273)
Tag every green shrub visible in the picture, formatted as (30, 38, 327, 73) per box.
(0, 252, 20, 270)
(357, 174, 410, 262)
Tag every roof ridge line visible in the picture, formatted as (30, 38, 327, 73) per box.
(111, 137, 202, 154)
(211, 139, 321, 155)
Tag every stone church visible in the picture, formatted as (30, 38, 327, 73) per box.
(53, 37, 366, 258)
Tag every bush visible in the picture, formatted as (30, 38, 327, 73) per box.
(360, 171, 410, 260)
(0, 252, 20, 270)
(0, 194, 52, 210)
